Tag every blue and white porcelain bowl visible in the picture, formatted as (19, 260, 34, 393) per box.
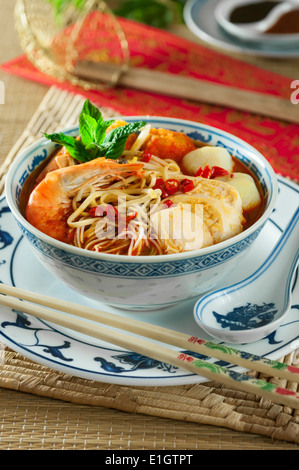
(5, 117, 278, 311)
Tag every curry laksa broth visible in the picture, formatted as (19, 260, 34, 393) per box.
(21, 102, 264, 256)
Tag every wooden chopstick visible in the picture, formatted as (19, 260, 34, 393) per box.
(74, 61, 299, 125)
(0, 283, 299, 409)
(0, 283, 297, 382)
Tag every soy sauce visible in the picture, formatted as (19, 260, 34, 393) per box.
(229, 1, 281, 24)
(265, 8, 299, 33)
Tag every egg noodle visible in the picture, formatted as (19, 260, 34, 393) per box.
(67, 152, 203, 256)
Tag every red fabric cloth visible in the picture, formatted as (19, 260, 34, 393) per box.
(1, 17, 298, 180)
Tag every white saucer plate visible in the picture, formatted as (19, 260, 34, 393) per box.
(0, 176, 298, 386)
(184, 0, 299, 58)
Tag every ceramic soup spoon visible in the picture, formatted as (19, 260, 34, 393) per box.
(215, 0, 299, 46)
(194, 206, 299, 344)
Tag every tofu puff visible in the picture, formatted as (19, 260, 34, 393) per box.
(151, 179, 244, 254)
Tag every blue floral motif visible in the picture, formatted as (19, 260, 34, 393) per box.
(40, 342, 73, 361)
(0, 228, 13, 250)
(185, 130, 212, 143)
(213, 302, 278, 331)
(266, 330, 282, 345)
(2, 311, 32, 329)
(27, 150, 47, 173)
(0, 206, 11, 217)
(1, 311, 73, 362)
(94, 357, 127, 373)
(0, 206, 13, 250)
(94, 349, 231, 374)
(95, 352, 177, 374)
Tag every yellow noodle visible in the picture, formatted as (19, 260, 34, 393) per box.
(67, 152, 190, 255)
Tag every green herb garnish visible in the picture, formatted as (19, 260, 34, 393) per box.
(45, 0, 186, 28)
(44, 99, 146, 163)
(113, 0, 185, 28)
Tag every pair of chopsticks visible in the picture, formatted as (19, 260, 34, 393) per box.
(0, 282, 298, 409)
(74, 61, 299, 125)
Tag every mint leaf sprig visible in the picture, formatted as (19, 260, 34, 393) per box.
(44, 100, 147, 163)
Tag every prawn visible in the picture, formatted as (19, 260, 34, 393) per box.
(25, 157, 144, 243)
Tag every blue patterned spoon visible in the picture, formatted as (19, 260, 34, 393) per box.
(194, 206, 299, 344)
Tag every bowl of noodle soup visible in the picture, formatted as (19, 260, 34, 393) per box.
(5, 115, 277, 311)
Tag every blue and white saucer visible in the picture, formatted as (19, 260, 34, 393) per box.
(0, 175, 298, 386)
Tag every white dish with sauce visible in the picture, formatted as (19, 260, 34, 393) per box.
(184, 0, 299, 57)
(215, 0, 299, 46)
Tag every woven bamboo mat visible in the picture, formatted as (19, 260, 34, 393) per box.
(1, 86, 299, 449)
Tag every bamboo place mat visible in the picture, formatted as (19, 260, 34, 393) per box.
(1, 86, 299, 449)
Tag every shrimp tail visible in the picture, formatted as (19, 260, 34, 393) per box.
(25, 157, 145, 243)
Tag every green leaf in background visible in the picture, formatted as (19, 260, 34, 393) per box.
(113, 0, 186, 28)
(113, 0, 172, 28)
(45, 0, 86, 18)
(45, 0, 187, 27)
